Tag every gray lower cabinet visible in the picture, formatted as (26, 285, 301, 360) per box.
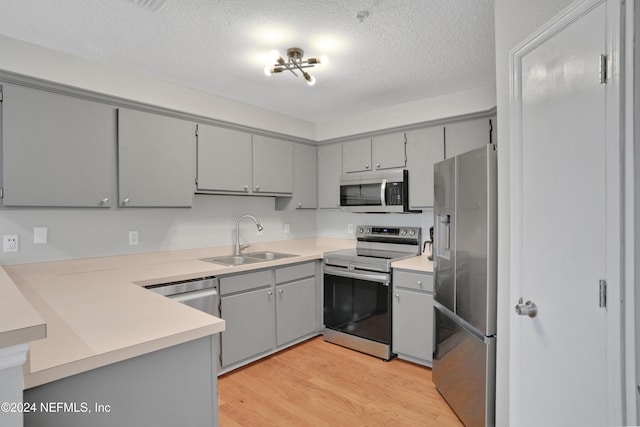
(317, 143, 342, 209)
(405, 126, 445, 209)
(275, 143, 317, 210)
(219, 262, 318, 371)
(1, 83, 115, 207)
(117, 108, 196, 207)
(24, 336, 219, 427)
(392, 269, 434, 366)
(219, 269, 274, 368)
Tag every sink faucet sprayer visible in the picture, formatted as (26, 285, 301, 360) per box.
(235, 215, 264, 256)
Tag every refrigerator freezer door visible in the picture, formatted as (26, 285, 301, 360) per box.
(455, 145, 497, 336)
(433, 157, 456, 312)
(433, 305, 496, 427)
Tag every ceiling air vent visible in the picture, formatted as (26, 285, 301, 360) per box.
(126, 0, 169, 12)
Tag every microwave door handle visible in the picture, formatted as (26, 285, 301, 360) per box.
(380, 179, 387, 207)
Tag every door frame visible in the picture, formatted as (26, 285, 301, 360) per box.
(509, 0, 625, 424)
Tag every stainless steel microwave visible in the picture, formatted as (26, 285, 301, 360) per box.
(339, 169, 416, 213)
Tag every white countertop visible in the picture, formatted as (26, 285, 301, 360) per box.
(391, 253, 434, 273)
(3, 237, 354, 388)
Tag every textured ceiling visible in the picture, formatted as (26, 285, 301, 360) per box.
(0, 0, 496, 123)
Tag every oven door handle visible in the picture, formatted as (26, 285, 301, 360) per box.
(324, 266, 390, 285)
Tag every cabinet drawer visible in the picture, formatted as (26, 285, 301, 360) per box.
(275, 262, 315, 284)
(220, 269, 272, 295)
(393, 270, 433, 292)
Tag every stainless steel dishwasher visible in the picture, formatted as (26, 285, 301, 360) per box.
(145, 276, 219, 317)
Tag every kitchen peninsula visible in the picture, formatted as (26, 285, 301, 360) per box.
(4, 238, 353, 427)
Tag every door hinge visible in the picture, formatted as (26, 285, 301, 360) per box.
(599, 279, 607, 308)
(0, 188, 4, 199)
(599, 54, 607, 84)
(195, 124, 199, 137)
(0, 91, 3, 102)
(219, 353, 223, 367)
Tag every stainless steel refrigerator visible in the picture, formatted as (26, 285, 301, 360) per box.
(432, 144, 497, 427)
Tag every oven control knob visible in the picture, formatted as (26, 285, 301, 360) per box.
(401, 229, 407, 236)
(365, 228, 371, 234)
(409, 230, 416, 236)
(358, 227, 364, 234)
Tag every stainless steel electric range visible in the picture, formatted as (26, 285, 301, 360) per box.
(323, 225, 422, 360)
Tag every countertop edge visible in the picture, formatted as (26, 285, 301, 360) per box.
(24, 320, 224, 389)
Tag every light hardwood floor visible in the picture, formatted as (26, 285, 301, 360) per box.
(218, 336, 463, 426)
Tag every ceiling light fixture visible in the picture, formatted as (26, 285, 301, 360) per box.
(264, 47, 328, 86)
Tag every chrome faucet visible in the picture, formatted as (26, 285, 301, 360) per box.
(234, 214, 264, 256)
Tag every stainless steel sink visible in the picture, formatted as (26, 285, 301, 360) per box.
(200, 251, 298, 266)
(243, 251, 298, 261)
(200, 255, 264, 266)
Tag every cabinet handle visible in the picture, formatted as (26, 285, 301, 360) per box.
(417, 280, 422, 287)
(244, 185, 249, 192)
(376, 163, 381, 169)
(297, 202, 302, 208)
(121, 198, 130, 206)
(100, 197, 109, 205)
(267, 291, 273, 296)
(364, 164, 370, 169)
(278, 289, 284, 294)
(395, 294, 399, 299)
(255, 185, 260, 191)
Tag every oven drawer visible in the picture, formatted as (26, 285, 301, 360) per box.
(393, 270, 434, 292)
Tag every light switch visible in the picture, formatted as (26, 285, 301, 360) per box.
(34, 227, 48, 244)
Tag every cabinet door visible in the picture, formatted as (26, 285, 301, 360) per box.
(342, 138, 371, 173)
(371, 133, 406, 170)
(317, 144, 342, 209)
(252, 135, 293, 194)
(392, 287, 434, 363)
(406, 127, 445, 209)
(197, 125, 252, 193)
(275, 143, 317, 210)
(118, 109, 195, 207)
(444, 118, 491, 159)
(1, 84, 114, 207)
(220, 288, 275, 367)
(276, 277, 317, 346)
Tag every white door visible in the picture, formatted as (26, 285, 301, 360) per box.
(510, 1, 622, 425)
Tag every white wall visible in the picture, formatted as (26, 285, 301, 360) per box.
(494, 0, 575, 425)
(0, 36, 316, 140)
(0, 195, 316, 265)
(316, 86, 497, 141)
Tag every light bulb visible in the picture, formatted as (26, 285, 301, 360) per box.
(269, 49, 280, 62)
(264, 66, 273, 76)
(306, 75, 316, 86)
(320, 55, 329, 65)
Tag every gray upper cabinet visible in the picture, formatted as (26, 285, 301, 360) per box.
(197, 127, 293, 196)
(406, 126, 445, 209)
(444, 118, 492, 159)
(252, 135, 293, 194)
(317, 143, 342, 209)
(118, 108, 196, 207)
(342, 138, 371, 173)
(275, 143, 317, 210)
(371, 133, 406, 170)
(1, 84, 115, 207)
(197, 125, 252, 193)
(343, 133, 406, 173)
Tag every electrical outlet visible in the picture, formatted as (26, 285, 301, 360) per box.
(284, 223, 290, 234)
(348, 224, 354, 234)
(128, 230, 139, 246)
(3, 235, 18, 253)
